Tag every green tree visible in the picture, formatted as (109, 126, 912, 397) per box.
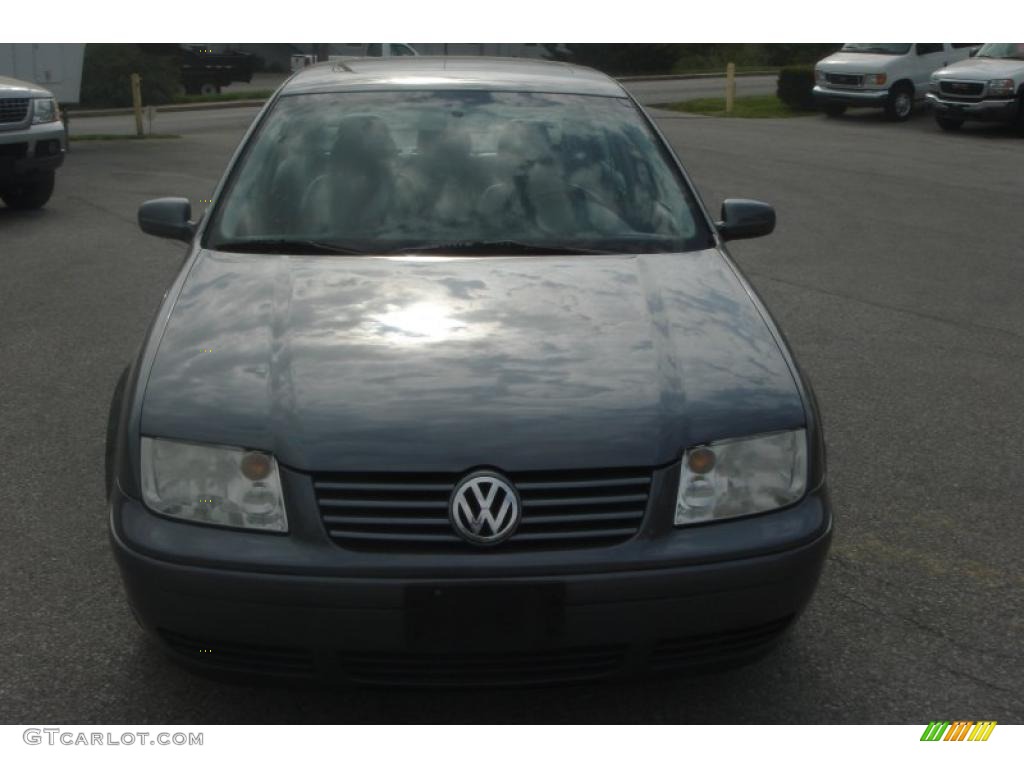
(80, 44, 181, 108)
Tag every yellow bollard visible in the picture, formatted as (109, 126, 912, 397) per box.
(131, 73, 144, 137)
(725, 62, 736, 114)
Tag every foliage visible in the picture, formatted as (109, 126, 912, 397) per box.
(543, 44, 840, 76)
(665, 94, 816, 118)
(776, 65, 818, 111)
(80, 44, 181, 108)
(542, 44, 687, 76)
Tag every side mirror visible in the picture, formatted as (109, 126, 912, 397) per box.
(716, 199, 776, 242)
(138, 197, 195, 242)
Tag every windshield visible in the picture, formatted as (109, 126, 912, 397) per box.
(206, 90, 711, 254)
(975, 43, 1024, 60)
(840, 44, 912, 55)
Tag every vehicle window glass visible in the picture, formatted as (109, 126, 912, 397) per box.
(840, 44, 912, 55)
(974, 43, 1024, 60)
(206, 90, 711, 254)
(393, 45, 416, 56)
(366, 44, 382, 57)
(916, 44, 943, 55)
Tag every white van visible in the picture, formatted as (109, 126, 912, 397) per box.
(813, 44, 974, 121)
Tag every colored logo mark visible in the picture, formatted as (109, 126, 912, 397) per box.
(920, 721, 997, 741)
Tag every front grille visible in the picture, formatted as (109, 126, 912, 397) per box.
(157, 629, 315, 677)
(650, 616, 795, 671)
(313, 468, 652, 551)
(338, 644, 628, 685)
(825, 73, 862, 87)
(0, 98, 30, 124)
(940, 80, 985, 99)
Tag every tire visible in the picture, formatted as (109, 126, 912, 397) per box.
(935, 115, 964, 131)
(1, 171, 55, 210)
(199, 82, 221, 96)
(884, 85, 914, 121)
(824, 104, 846, 117)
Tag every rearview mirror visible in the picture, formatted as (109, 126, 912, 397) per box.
(138, 198, 195, 242)
(716, 199, 776, 242)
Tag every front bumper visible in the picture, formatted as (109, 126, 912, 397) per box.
(813, 84, 890, 108)
(925, 93, 1019, 123)
(0, 120, 66, 179)
(110, 473, 832, 685)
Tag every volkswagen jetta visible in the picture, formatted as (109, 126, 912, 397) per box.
(107, 57, 831, 685)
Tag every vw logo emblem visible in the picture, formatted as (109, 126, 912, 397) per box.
(449, 471, 521, 545)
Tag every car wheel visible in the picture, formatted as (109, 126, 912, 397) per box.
(884, 85, 913, 121)
(935, 115, 964, 131)
(0, 171, 55, 210)
(199, 82, 221, 96)
(824, 104, 846, 117)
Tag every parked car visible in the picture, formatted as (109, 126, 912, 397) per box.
(813, 44, 974, 120)
(0, 74, 65, 209)
(364, 43, 419, 57)
(108, 57, 831, 685)
(927, 43, 1024, 131)
(294, 45, 420, 72)
(179, 46, 254, 96)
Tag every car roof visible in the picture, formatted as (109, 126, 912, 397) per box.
(280, 57, 628, 98)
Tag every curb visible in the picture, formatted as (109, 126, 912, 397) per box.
(617, 71, 778, 82)
(68, 99, 267, 118)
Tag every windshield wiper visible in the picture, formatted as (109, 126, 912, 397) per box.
(210, 238, 370, 255)
(396, 240, 615, 256)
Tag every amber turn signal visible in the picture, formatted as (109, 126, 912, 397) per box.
(687, 447, 717, 474)
(240, 451, 273, 481)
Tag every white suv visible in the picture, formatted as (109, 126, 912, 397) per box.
(927, 43, 1024, 131)
(813, 44, 973, 121)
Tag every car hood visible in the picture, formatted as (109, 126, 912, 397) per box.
(817, 52, 902, 73)
(0, 75, 52, 98)
(932, 58, 1024, 80)
(141, 249, 805, 473)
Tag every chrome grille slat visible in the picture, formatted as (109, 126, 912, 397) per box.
(313, 468, 652, 551)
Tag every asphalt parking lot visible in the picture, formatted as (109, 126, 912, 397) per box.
(1, 103, 1022, 724)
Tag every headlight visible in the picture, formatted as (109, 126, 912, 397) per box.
(31, 97, 58, 124)
(863, 73, 887, 87)
(675, 429, 807, 526)
(140, 437, 288, 532)
(987, 79, 1015, 97)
